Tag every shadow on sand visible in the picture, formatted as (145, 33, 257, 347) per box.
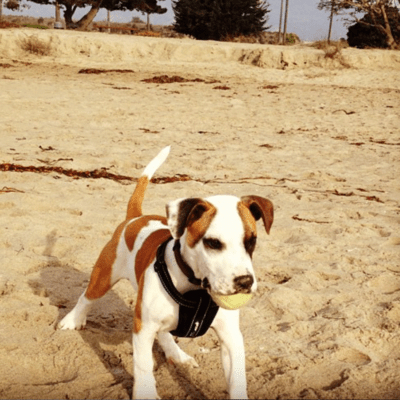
(28, 229, 210, 399)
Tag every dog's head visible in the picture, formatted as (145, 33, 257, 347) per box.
(166, 195, 273, 296)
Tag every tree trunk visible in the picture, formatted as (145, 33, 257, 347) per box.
(0, 0, 3, 22)
(380, 3, 396, 49)
(327, 1, 334, 43)
(64, 4, 74, 28)
(55, 1, 61, 22)
(76, 0, 102, 31)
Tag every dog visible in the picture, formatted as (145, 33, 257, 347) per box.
(59, 146, 273, 399)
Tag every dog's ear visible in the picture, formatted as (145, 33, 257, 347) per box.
(241, 195, 274, 234)
(166, 198, 214, 239)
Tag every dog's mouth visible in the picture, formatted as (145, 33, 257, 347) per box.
(201, 277, 211, 290)
(202, 274, 256, 297)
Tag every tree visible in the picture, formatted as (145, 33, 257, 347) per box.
(173, 0, 270, 41)
(323, 0, 399, 49)
(1, 0, 29, 20)
(318, 0, 347, 43)
(27, 0, 166, 30)
(347, 4, 400, 47)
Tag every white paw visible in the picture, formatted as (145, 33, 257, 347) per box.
(168, 353, 199, 368)
(58, 312, 86, 330)
(133, 388, 160, 400)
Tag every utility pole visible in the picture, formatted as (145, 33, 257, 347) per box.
(283, 0, 289, 45)
(278, 0, 284, 44)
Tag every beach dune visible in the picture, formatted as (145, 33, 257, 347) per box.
(0, 28, 399, 399)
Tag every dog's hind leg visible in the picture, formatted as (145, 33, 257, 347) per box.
(59, 221, 127, 330)
(158, 331, 199, 368)
(58, 291, 94, 330)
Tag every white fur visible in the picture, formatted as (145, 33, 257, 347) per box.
(142, 146, 170, 179)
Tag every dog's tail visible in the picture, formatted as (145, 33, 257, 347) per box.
(126, 146, 171, 220)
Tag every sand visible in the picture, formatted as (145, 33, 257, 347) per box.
(0, 28, 400, 399)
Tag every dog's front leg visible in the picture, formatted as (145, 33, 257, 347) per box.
(132, 322, 160, 400)
(212, 309, 248, 400)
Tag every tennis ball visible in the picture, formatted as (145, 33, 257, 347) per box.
(211, 292, 253, 310)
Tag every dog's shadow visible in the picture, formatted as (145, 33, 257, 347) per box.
(29, 229, 210, 399)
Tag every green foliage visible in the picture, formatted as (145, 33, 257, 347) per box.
(173, 0, 270, 41)
(23, 24, 50, 29)
(347, 6, 400, 48)
(285, 33, 297, 44)
(25, 0, 167, 29)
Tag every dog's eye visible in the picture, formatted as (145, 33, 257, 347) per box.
(244, 235, 257, 255)
(203, 238, 224, 250)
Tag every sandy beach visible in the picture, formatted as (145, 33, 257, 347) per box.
(1, 28, 400, 399)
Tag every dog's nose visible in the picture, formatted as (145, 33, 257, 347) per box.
(233, 275, 254, 294)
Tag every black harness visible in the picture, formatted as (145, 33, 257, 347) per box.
(153, 237, 219, 338)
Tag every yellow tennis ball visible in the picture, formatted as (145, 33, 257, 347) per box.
(211, 293, 253, 310)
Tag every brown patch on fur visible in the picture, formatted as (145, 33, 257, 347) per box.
(125, 215, 167, 252)
(126, 176, 149, 220)
(85, 215, 168, 301)
(241, 195, 274, 234)
(238, 201, 257, 236)
(134, 228, 171, 332)
(85, 221, 126, 300)
(237, 201, 257, 256)
(186, 201, 217, 248)
(134, 275, 145, 333)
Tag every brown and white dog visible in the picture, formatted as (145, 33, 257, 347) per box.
(59, 146, 273, 399)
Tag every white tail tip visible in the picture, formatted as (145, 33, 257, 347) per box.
(142, 146, 171, 180)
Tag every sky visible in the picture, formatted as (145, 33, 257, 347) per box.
(4, 0, 355, 41)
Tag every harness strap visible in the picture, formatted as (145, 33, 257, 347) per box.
(153, 237, 219, 338)
(154, 237, 197, 308)
(173, 240, 203, 286)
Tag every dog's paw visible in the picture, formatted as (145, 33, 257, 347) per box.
(133, 388, 160, 400)
(167, 353, 199, 368)
(58, 312, 86, 330)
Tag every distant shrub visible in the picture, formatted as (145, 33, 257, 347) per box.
(311, 40, 350, 68)
(0, 21, 20, 29)
(20, 36, 52, 56)
(286, 33, 297, 44)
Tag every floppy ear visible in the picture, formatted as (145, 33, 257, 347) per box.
(166, 198, 212, 239)
(241, 195, 274, 234)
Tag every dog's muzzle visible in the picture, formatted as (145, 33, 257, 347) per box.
(233, 274, 254, 294)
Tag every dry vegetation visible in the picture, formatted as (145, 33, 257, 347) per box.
(19, 36, 52, 56)
(309, 39, 351, 68)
